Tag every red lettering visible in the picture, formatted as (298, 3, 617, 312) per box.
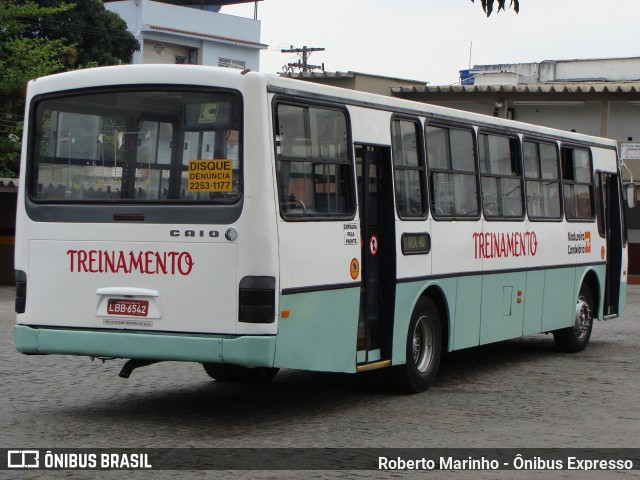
(178, 252, 194, 276)
(116, 251, 128, 273)
(530, 232, 538, 256)
(513, 232, 521, 257)
(129, 251, 144, 273)
(156, 252, 167, 275)
(104, 250, 115, 273)
(472, 231, 539, 260)
(507, 234, 515, 257)
(88, 250, 99, 273)
(473, 233, 478, 258)
(67, 250, 78, 272)
(77, 250, 88, 272)
(66, 249, 196, 276)
(143, 251, 154, 274)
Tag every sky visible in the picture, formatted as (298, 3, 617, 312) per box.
(221, 0, 640, 85)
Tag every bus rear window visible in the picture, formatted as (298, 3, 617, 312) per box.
(30, 89, 242, 204)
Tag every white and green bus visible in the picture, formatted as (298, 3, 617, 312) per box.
(14, 65, 632, 392)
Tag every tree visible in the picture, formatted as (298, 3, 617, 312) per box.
(472, 0, 520, 16)
(0, 1, 74, 177)
(0, 1, 140, 178)
(29, 0, 139, 68)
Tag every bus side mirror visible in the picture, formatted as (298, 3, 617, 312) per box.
(625, 183, 637, 208)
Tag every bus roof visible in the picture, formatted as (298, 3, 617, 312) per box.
(27, 64, 618, 149)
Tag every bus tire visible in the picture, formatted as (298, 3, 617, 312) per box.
(202, 362, 236, 381)
(553, 284, 594, 353)
(387, 297, 442, 393)
(230, 365, 279, 383)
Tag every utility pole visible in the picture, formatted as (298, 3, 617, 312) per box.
(281, 45, 325, 73)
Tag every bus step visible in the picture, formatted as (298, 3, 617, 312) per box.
(356, 360, 391, 372)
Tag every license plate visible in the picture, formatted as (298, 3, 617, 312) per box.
(107, 298, 149, 317)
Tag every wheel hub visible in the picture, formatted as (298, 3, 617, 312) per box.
(413, 316, 434, 373)
(574, 298, 592, 340)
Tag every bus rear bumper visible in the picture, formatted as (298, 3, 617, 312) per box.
(14, 325, 276, 368)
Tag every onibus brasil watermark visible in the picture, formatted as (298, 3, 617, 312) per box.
(7, 450, 151, 470)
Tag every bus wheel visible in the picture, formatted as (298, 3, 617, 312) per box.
(202, 363, 236, 381)
(230, 366, 279, 383)
(387, 297, 442, 393)
(553, 284, 594, 353)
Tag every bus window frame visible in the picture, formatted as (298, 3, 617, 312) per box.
(521, 136, 564, 223)
(271, 96, 356, 222)
(560, 142, 596, 223)
(620, 173, 629, 247)
(477, 128, 526, 223)
(133, 114, 180, 201)
(425, 119, 481, 222)
(595, 171, 606, 238)
(390, 114, 428, 221)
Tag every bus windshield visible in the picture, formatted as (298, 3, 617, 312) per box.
(29, 89, 242, 204)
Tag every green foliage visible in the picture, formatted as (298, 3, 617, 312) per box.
(0, 0, 140, 178)
(0, 1, 75, 178)
(0, 37, 71, 94)
(471, 0, 520, 16)
(29, 0, 140, 68)
(0, 122, 22, 178)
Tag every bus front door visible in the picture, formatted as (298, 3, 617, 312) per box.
(602, 173, 624, 316)
(355, 144, 396, 366)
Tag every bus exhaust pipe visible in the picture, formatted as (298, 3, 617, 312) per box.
(119, 359, 160, 378)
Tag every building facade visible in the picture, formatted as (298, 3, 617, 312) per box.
(104, 0, 266, 70)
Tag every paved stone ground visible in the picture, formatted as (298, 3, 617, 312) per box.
(0, 285, 639, 479)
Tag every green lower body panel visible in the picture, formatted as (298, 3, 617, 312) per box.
(391, 265, 607, 365)
(392, 278, 458, 365)
(14, 325, 276, 368)
(619, 282, 628, 314)
(275, 287, 360, 373)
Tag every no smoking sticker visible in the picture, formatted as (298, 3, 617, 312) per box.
(369, 234, 378, 256)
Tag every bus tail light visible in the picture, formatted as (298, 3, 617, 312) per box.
(239, 276, 275, 324)
(15, 270, 27, 313)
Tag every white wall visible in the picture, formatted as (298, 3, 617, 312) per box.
(105, 0, 262, 70)
(514, 102, 602, 136)
(138, 0, 260, 42)
(472, 58, 640, 84)
(555, 58, 640, 82)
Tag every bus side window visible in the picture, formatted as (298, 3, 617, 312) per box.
(596, 172, 606, 237)
(391, 118, 426, 219)
(426, 125, 479, 218)
(523, 140, 562, 220)
(562, 146, 594, 220)
(274, 102, 354, 219)
(479, 133, 523, 219)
